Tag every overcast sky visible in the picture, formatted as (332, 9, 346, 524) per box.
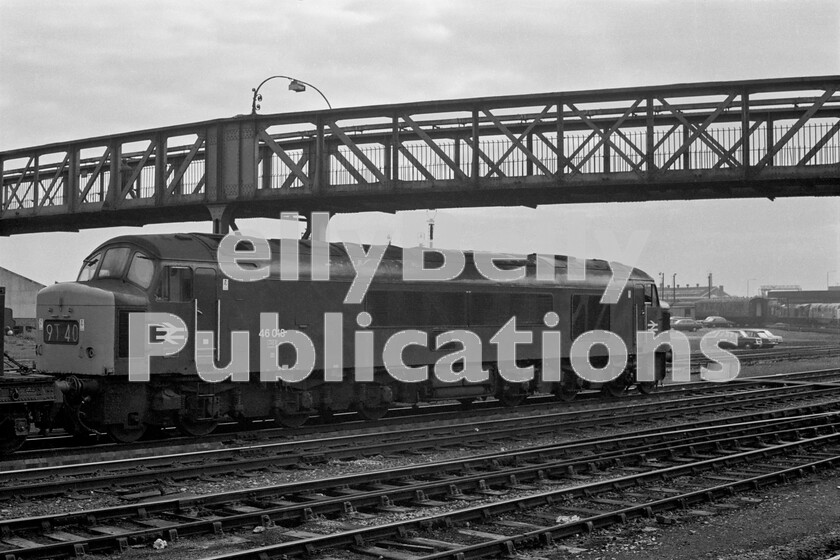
(1, 1, 838, 294)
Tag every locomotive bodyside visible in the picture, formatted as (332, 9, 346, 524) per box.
(35, 233, 668, 441)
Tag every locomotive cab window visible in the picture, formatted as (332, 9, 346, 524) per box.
(126, 252, 155, 289)
(646, 284, 659, 306)
(97, 247, 132, 279)
(77, 252, 102, 281)
(157, 266, 193, 302)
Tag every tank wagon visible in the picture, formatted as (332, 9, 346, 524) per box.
(767, 301, 840, 327)
(30, 233, 668, 444)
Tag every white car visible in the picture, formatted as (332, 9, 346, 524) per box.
(750, 329, 783, 346)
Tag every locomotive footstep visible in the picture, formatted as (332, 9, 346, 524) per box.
(106, 424, 147, 443)
(274, 412, 310, 429)
(600, 381, 628, 398)
(555, 385, 580, 402)
(175, 417, 218, 437)
(637, 381, 659, 395)
(357, 405, 389, 421)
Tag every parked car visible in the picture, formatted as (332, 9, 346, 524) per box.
(749, 329, 783, 346)
(672, 318, 703, 331)
(707, 329, 764, 349)
(701, 315, 735, 328)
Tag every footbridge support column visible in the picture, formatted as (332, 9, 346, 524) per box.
(207, 204, 236, 235)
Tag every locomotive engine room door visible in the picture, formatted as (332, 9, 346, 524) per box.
(194, 267, 219, 363)
(634, 284, 647, 336)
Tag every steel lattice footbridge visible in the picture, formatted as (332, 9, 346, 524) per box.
(1, 76, 839, 235)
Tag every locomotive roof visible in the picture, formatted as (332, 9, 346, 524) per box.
(88, 233, 654, 286)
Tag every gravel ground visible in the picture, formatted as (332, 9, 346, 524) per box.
(542, 471, 840, 560)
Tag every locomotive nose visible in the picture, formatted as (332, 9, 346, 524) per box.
(36, 283, 117, 376)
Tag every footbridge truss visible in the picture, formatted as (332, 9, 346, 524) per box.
(2, 76, 839, 235)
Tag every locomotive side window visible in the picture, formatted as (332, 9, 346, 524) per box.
(98, 247, 131, 279)
(469, 293, 553, 325)
(366, 291, 465, 327)
(77, 252, 102, 281)
(157, 266, 194, 302)
(570, 294, 611, 338)
(126, 253, 155, 288)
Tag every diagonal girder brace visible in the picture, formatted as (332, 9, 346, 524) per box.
(120, 141, 157, 201)
(78, 146, 112, 204)
(7, 156, 35, 209)
(533, 131, 575, 177)
(399, 114, 468, 182)
(259, 130, 311, 189)
(165, 135, 205, 197)
(658, 93, 740, 170)
(796, 119, 840, 167)
(712, 119, 765, 170)
(563, 130, 600, 175)
(38, 153, 69, 208)
(650, 123, 681, 157)
(328, 121, 388, 184)
(481, 105, 554, 177)
(333, 149, 370, 185)
(397, 145, 437, 182)
(278, 152, 310, 190)
(462, 136, 508, 178)
(567, 99, 646, 177)
(754, 87, 837, 172)
(191, 175, 206, 195)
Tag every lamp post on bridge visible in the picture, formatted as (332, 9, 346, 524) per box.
(251, 75, 332, 114)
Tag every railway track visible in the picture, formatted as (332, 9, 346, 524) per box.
(2, 403, 840, 559)
(689, 344, 840, 371)
(1, 373, 840, 500)
(9, 358, 840, 462)
(5, 342, 838, 456)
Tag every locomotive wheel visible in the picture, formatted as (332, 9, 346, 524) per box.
(637, 381, 658, 395)
(555, 385, 579, 402)
(357, 404, 389, 421)
(176, 417, 218, 437)
(274, 412, 309, 429)
(458, 398, 475, 409)
(600, 380, 627, 398)
(106, 423, 147, 443)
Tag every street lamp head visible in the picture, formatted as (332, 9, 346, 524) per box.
(250, 75, 332, 114)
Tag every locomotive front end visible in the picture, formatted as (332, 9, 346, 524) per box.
(36, 282, 118, 377)
(34, 242, 155, 440)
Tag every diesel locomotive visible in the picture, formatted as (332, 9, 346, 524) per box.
(25, 232, 668, 445)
